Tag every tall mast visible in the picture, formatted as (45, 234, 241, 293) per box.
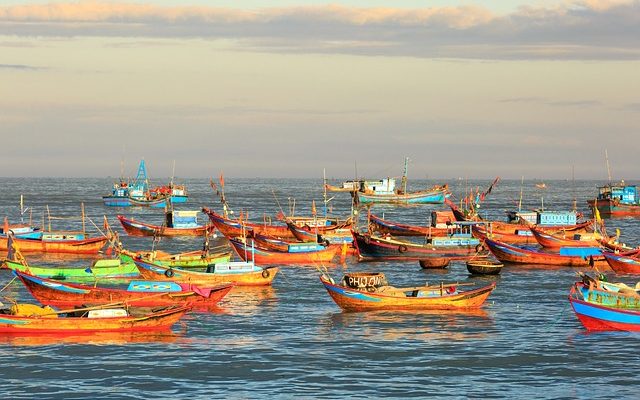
(323, 168, 327, 218)
(401, 157, 409, 194)
(605, 148, 612, 183)
(518, 176, 524, 212)
(572, 165, 577, 211)
(170, 160, 176, 187)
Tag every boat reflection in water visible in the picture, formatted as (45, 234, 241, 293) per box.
(0, 330, 183, 347)
(321, 308, 494, 342)
(219, 286, 277, 315)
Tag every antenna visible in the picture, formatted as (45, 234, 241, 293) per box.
(518, 176, 524, 212)
(572, 165, 577, 211)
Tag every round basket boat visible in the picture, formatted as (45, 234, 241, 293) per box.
(342, 272, 388, 289)
(466, 259, 503, 275)
(418, 258, 450, 269)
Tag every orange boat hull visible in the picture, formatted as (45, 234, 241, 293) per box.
(0, 235, 108, 254)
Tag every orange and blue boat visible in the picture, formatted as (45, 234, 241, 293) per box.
(320, 272, 496, 311)
(133, 258, 278, 286)
(229, 237, 338, 265)
(0, 303, 189, 333)
(117, 211, 214, 237)
(13, 270, 233, 309)
(569, 280, 640, 331)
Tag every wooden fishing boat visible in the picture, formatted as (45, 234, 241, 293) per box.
(229, 237, 338, 265)
(351, 158, 450, 205)
(0, 303, 189, 333)
(353, 223, 484, 262)
(0, 233, 108, 254)
(133, 258, 278, 286)
(356, 186, 450, 205)
(368, 213, 451, 237)
(14, 270, 233, 308)
(119, 248, 231, 269)
(484, 237, 608, 268)
(320, 272, 496, 311)
(587, 182, 640, 217)
(466, 259, 503, 275)
(603, 250, 640, 274)
(2, 258, 140, 280)
(104, 160, 188, 207)
(569, 284, 640, 331)
(529, 226, 602, 249)
(285, 221, 354, 245)
(117, 211, 214, 237)
(202, 207, 294, 239)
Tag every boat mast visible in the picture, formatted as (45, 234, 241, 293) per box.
(605, 148, 612, 184)
(572, 165, 577, 212)
(170, 159, 176, 187)
(518, 176, 524, 212)
(401, 157, 409, 195)
(323, 168, 327, 219)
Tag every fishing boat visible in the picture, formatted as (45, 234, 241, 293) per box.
(367, 211, 454, 237)
(0, 233, 108, 255)
(2, 258, 140, 280)
(0, 303, 189, 333)
(351, 158, 450, 205)
(119, 248, 231, 270)
(466, 259, 503, 275)
(587, 182, 640, 217)
(117, 210, 214, 237)
(569, 277, 640, 331)
(104, 160, 186, 207)
(529, 226, 603, 249)
(202, 207, 294, 239)
(229, 237, 338, 265)
(353, 222, 486, 262)
(133, 258, 278, 286)
(14, 270, 233, 308)
(319, 272, 496, 311)
(602, 250, 640, 274)
(483, 237, 608, 268)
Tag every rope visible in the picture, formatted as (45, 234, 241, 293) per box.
(0, 276, 17, 293)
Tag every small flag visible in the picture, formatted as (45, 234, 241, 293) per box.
(219, 171, 225, 188)
(7, 233, 15, 261)
(311, 200, 317, 216)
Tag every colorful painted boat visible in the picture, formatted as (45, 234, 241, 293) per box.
(569, 285, 640, 331)
(202, 208, 294, 239)
(134, 258, 277, 286)
(117, 212, 214, 237)
(484, 237, 608, 268)
(529, 226, 602, 249)
(353, 224, 484, 262)
(119, 249, 231, 269)
(229, 237, 338, 265)
(14, 270, 233, 308)
(587, 183, 640, 217)
(368, 212, 454, 237)
(0, 234, 109, 254)
(603, 250, 640, 274)
(0, 303, 189, 333)
(103, 160, 189, 207)
(320, 272, 496, 311)
(2, 258, 140, 280)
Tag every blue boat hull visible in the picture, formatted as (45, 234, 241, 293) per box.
(103, 196, 132, 207)
(569, 291, 640, 331)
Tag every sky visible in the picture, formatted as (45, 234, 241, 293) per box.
(0, 0, 638, 180)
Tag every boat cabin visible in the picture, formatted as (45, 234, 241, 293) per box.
(361, 178, 396, 195)
(596, 183, 639, 205)
(506, 210, 577, 226)
(166, 210, 200, 228)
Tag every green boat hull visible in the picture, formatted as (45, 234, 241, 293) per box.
(119, 253, 231, 269)
(3, 259, 139, 280)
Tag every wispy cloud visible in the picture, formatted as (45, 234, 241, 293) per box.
(0, 63, 44, 70)
(0, 1, 638, 60)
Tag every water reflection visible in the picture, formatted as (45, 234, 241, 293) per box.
(0, 331, 182, 347)
(321, 308, 494, 342)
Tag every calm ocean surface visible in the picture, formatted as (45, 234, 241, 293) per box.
(1, 177, 639, 399)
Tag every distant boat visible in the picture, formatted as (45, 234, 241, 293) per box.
(328, 158, 450, 205)
(103, 160, 188, 207)
(587, 182, 640, 217)
(535, 182, 547, 189)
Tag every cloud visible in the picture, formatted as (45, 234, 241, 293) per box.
(0, 63, 44, 70)
(0, 1, 638, 60)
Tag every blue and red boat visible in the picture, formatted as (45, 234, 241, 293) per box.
(569, 279, 640, 331)
(587, 182, 640, 217)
